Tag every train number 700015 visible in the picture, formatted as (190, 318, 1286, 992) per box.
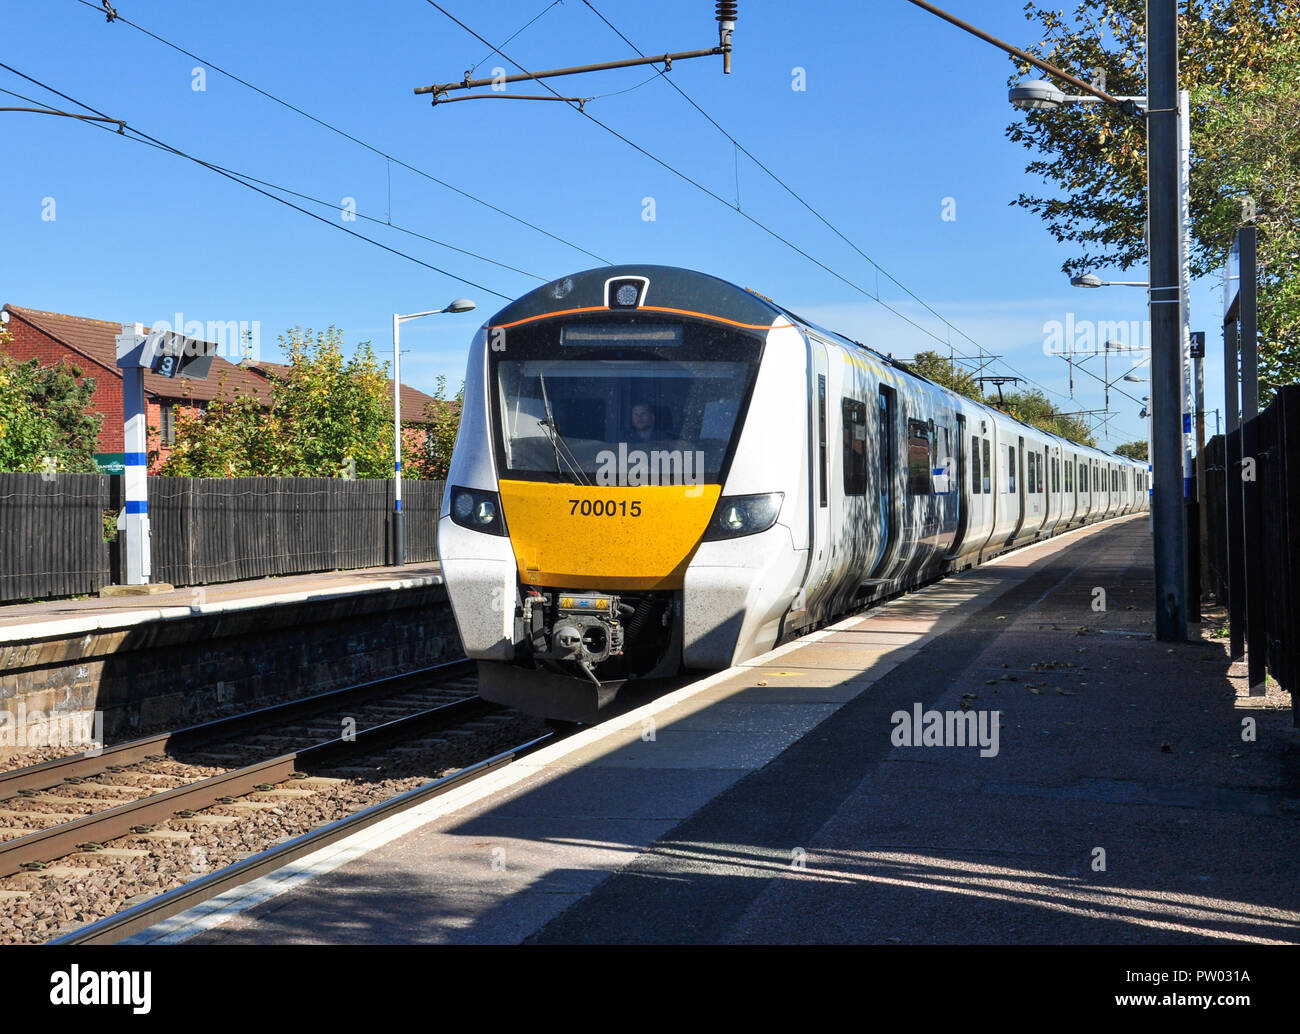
(569, 499, 642, 517)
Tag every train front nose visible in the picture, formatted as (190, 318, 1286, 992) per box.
(498, 481, 721, 591)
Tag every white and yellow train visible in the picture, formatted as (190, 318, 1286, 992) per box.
(438, 265, 1149, 721)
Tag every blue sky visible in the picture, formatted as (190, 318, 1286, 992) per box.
(1, 0, 1228, 449)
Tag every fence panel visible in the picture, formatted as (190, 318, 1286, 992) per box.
(0, 472, 113, 603)
(1202, 385, 1300, 717)
(146, 477, 443, 587)
(403, 480, 445, 564)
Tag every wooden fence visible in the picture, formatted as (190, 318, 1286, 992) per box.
(0, 472, 115, 601)
(0, 475, 444, 602)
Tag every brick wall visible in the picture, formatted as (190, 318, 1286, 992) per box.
(0, 583, 461, 754)
(2, 315, 199, 463)
(4, 315, 126, 453)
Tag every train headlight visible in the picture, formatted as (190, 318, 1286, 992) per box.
(703, 492, 783, 540)
(449, 486, 506, 535)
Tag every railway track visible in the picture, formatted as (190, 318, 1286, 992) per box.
(51, 728, 561, 945)
(0, 660, 552, 943)
(0, 660, 478, 877)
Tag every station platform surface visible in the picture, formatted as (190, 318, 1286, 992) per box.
(0, 563, 443, 640)
(138, 516, 1300, 945)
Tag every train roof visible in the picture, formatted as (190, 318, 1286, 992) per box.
(488, 265, 1141, 466)
(488, 264, 785, 330)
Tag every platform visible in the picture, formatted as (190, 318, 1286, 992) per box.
(0, 563, 454, 751)
(0, 563, 443, 641)
(135, 516, 1300, 945)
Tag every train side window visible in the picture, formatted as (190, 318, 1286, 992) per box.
(1065, 458, 1073, 493)
(982, 438, 991, 493)
(971, 434, 981, 494)
(1007, 446, 1016, 494)
(842, 397, 868, 496)
(906, 419, 932, 495)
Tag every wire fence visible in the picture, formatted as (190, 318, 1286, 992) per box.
(0, 474, 445, 603)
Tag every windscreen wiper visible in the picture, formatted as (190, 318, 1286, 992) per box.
(538, 373, 591, 486)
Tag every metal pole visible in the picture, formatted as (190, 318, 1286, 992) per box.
(122, 363, 150, 585)
(1179, 90, 1196, 500)
(1224, 308, 1244, 659)
(1195, 352, 1207, 601)
(1148, 0, 1188, 641)
(1239, 226, 1266, 692)
(393, 313, 404, 567)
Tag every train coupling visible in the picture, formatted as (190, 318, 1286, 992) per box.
(523, 591, 628, 687)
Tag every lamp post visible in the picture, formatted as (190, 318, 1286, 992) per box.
(1070, 273, 1150, 289)
(391, 298, 476, 566)
(1014, 34, 1191, 640)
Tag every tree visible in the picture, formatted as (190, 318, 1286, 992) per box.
(403, 376, 464, 481)
(161, 327, 396, 478)
(0, 337, 102, 473)
(995, 388, 1098, 447)
(1007, 1, 1300, 396)
(904, 351, 1096, 445)
(1115, 440, 1149, 461)
(905, 351, 983, 399)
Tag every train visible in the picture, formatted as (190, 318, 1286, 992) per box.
(437, 265, 1148, 721)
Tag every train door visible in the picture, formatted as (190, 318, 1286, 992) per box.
(1008, 434, 1027, 543)
(950, 413, 968, 557)
(871, 384, 897, 578)
(801, 344, 833, 619)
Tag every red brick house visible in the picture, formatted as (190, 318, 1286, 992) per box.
(2, 304, 272, 470)
(2, 304, 451, 473)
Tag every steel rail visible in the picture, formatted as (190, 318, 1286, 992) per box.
(0, 689, 489, 878)
(0, 658, 471, 801)
(50, 730, 560, 945)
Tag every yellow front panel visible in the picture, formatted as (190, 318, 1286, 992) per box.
(499, 480, 721, 590)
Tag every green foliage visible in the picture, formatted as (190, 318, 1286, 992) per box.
(906, 351, 982, 398)
(0, 335, 102, 473)
(404, 375, 464, 481)
(906, 351, 1096, 445)
(994, 388, 1097, 447)
(1114, 440, 1149, 461)
(1008, 1, 1300, 397)
(160, 327, 397, 478)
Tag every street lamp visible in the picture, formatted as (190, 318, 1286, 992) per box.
(391, 298, 476, 566)
(1070, 273, 1149, 289)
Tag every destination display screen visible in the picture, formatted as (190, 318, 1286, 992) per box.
(560, 323, 683, 348)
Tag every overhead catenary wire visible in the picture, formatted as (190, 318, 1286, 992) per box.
(0, 61, 516, 300)
(576, 0, 1098, 423)
(67, 0, 610, 265)
(94, 125, 549, 283)
(424, 0, 1095, 427)
(422, 1, 987, 357)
